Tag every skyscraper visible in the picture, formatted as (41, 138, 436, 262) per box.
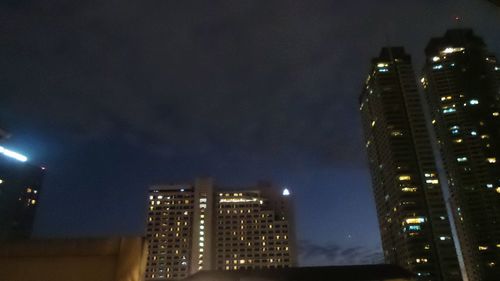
(360, 47, 462, 281)
(145, 178, 295, 280)
(0, 145, 43, 240)
(422, 29, 500, 281)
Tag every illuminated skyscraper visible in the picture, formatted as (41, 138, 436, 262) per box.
(421, 29, 500, 281)
(360, 47, 462, 281)
(0, 145, 43, 240)
(145, 178, 295, 280)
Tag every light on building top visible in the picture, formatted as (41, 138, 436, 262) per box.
(440, 47, 465, 55)
(0, 146, 28, 162)
(282, 188, 290, 196)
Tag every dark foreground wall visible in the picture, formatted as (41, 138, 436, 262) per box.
(0, 237, 148, 281)
(183, 264, 414, 281)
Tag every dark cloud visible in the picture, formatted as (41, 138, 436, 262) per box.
(2, 0, 499, 168)
(298, 240, 384, 266)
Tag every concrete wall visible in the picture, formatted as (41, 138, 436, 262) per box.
(0, 237, 148, 281)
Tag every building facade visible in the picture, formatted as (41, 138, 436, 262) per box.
(145, 178, 295, 280)
(0, 145, 43, 241)
(360, 47, 462, 281)
(421, 29, 500, 281)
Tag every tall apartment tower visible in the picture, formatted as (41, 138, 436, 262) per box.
(360, 47, 462, 281)
(422, 29, 500, 281)
(145, 178, 295, 280)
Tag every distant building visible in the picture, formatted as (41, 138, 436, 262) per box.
(182, 264, 415, 281)
(360, 47, 462, 280)
(0, 237, 148, 281)
(421, 29, 500, 281)
(145, 178, 295, 280)
(0, 145, 43, 240)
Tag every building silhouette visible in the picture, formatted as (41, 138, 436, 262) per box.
(0, 144, 43, 241)
(145, 178, 295, 280)
(360, 47, 462, 281)
(421, 29, 500, 281)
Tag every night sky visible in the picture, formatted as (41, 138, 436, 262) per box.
(2, 0, 500, 266)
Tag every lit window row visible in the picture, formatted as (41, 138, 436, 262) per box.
(405, 217, 425, 224)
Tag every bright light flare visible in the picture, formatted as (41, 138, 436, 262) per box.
(0, 146, 28, 162)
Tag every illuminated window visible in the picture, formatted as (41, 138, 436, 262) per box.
(440, 47, 465, 54)
(493, 112, 499, 117)
(442, 107, 456, 114)
(453, 139, 463, 143)
(426, 179, 439, 184)
(402, 187, 418, 192)
(469, 99, 479, 105)
(405, 217, 425, 224)
(398, 175, 411, 181)
(486, 158, 496, 163)
(433, 65, 443, 70)
(457, 157, 467, 162)
(479, 246, 488, 251)
(432, 56, 440, 62)
(391, 131, 403, 136)
(416, 258, 428, 263)
(378, 68, 389, 72)
(377, 63, 389, 68)
(408, 225, 421, 231)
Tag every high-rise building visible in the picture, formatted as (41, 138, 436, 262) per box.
(0, 145, 43, 240)
(360, 47, 462, 281)
(145, 178, 295, 280)
(421, 29, 500, 281)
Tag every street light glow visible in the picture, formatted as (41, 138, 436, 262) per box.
(0, 146, 28, 162)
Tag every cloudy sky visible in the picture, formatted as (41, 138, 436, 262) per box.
(2, 0, 500, 265)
